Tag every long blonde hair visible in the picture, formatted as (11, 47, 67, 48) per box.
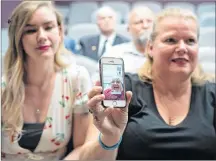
(138, 8, 213, 85)
(2, 1, 71, 135)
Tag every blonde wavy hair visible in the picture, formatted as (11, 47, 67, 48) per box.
(2, 1, 72, 136)
(138, 8, 214, 85)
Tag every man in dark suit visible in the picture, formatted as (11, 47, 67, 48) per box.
(78, 6, 129, 61)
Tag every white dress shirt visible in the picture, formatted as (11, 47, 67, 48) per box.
(102, 42, 146, 74)
(98, 33, 116, 57)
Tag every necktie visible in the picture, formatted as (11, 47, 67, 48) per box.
(100, 39, 108, 57)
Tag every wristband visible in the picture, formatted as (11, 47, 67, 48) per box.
(98, 133, 122, 150)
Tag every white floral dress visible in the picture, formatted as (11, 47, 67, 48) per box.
(1, 63, 92, 160)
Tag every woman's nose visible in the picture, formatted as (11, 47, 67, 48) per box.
(176, 40, 188, 54)
(37, 28, 47, 43)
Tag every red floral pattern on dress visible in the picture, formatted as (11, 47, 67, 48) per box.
(65, 96, 69, 100)
(1, 65, 91, 159)
(65, 114, 70, 119)
(50, 133, 65, 146)
(76, 92, 82, 98)
(44, 117, 53, 129)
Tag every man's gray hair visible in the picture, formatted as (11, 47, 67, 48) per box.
(95, 6, 117, 18)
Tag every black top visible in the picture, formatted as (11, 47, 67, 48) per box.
(18, 123, 44, 152)
(117, 73, 216, 160)
(18, 123, 74, 158)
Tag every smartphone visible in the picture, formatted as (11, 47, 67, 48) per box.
(99, 57, 126, 108)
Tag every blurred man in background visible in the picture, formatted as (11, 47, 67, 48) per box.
(78, 6, 129, 61)
(103, 6, 155, 73)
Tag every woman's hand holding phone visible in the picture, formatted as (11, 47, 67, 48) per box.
(87, 81, 132, 146)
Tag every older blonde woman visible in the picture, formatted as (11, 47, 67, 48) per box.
(1, 1, 133, 160)
(88, 8, 215, 160)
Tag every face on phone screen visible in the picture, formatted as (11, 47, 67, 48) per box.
(101, 63, 126, 107)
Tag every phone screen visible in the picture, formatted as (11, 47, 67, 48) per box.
(101, 61, 126, 107)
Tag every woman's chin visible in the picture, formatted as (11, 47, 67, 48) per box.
(170, 66, 192, 74)
(40, 51, 55, 57)
(168, 70, 193, 81)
